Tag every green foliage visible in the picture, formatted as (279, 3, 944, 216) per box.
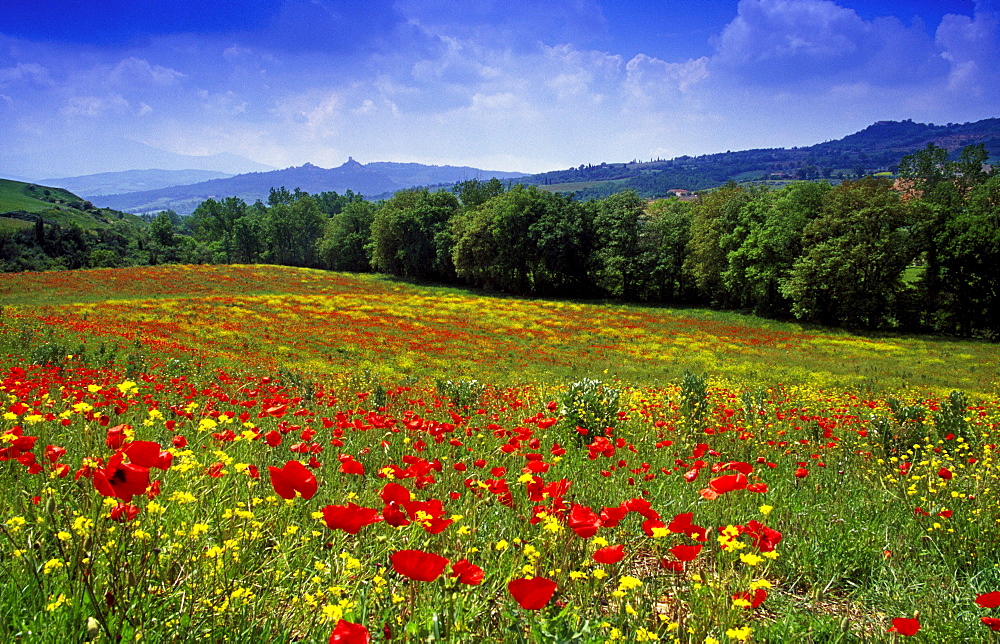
(559, 378, 621, 444)
(782, 178, 921, 329)
(684, 182, 756, 306)
(932, 390, 974, 444)
(931, 173, 1000, 337)
(590, 190, 651, 299)
(679, 370, 709, 422)
(317, 201, 377, 272)
(724, 182, 830, 315)
(451, 185, 589, 295)
(435, 378, 485, 408)
(369, 188, 460, 281)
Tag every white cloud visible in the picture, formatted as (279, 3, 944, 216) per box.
(711, 0, 944, 86)
(110, 57, 185, 87)
(60, 94, 130, 117)
(0, 62, 52, 88)
(936, 1, 1000, 97)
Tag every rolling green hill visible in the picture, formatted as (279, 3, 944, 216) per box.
(0, 178, 144, 230)
(526, 117, 1000, 199)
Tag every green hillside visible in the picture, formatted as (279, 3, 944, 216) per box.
(0, 178, 144, 230)
(525, 117, 1000, 199)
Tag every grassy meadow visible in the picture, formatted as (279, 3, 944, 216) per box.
(1, 264, 999, 642)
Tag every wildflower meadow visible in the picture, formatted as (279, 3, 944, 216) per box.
(2, 264, 999, 642)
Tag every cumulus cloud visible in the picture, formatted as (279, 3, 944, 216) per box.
(711, 0, 946, 86)
(936, 0, 1000, 96)
(110, 57, 185, 87)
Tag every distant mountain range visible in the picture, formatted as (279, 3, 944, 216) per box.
(94, 159, 528, 215)
(16, 117, 1000, 217)
(0, 137, 274, 180)
(42, 169, 233, 197)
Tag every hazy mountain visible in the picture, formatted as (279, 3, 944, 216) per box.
(365, 162, 526, 187)
(42, 169, 234, 197)
(96, 158, 528, 215)
(0, 138, 274, 180)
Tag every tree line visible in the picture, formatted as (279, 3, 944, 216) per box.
(3, 144, 996, 338)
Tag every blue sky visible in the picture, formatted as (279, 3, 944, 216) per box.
(1, 0, 997, 178)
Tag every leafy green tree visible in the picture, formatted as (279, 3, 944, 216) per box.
(451, 185, 588, 295)
(528, 191, 590, 295)
(724, 182, 830, 315)
(369, 189, 460, 281)
(933, 172, 1000, 336)
(150, 212, 177, 248)
(452, 178, 507, 210)
(314, 190, 365, 216)
(590, 190, 650, 300)
(262, 193, 326, 267)
(684, 182, 757, 306)
(899, 143, 992, 329)
(317, 200, 376, 272)
(645, 197, 694, 302)
(782, 177, 920, 328)
(188, 199, 247, 263)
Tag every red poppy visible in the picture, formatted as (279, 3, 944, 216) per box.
(93, 454, 150, 503)
(641, 518, 666, 537)
(329, 619, 370, 643)
(264, 430, 282, 447)
(391, 549, 449, 582)
(109, 503, 141, 522)
(669, 543, 703, 562)
(599, 506, 628, 528)
(716, 460, 753, 474)
(380, 482, 412, 504)
(698, 488, 720, 501)
(659, 559, 684, 572)
(593, 545, 626, 564)
(938, 467, 953, 480)
(623, 497, 659, 520)
(733, 588, 767, 609)
(508, 577, 557, 610)
(340, 459, 365, 475)
(44, 445, 66, 464)
(740, 520, 783, 552)
(322, 503, 383, 534)
(450, 559, 485, 585)
(888, 617, 920, 636)
(794, 467, 809, 479)
(105, 425, 128, 449)
(668, 512, 694, 533)
(568, 504, 602, 538)
(983, 617, 1000, 632)
(382, 501, 411, 527)
(268, 460, 317, 500)
(405, 498, 453, 534)
(976, 591, 1000, 609)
